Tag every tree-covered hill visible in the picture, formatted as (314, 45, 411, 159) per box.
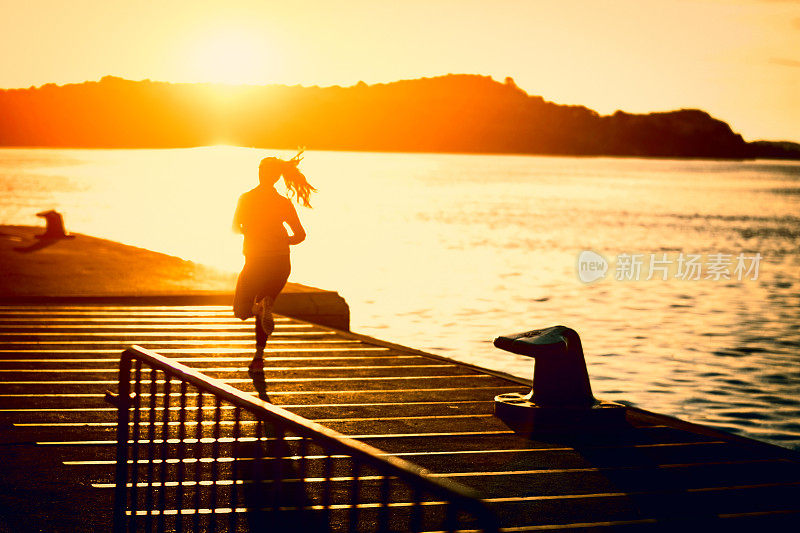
(1, 74, 797, 159)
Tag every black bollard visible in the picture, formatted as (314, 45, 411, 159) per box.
(35, 209, 72, 239)
(493, 326, 626, 433)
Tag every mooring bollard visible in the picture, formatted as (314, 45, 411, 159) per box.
(493, 325, 626, 433)
(35, 209, 72, 239)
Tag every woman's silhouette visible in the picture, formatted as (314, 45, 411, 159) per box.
(233, 151, 315, 373)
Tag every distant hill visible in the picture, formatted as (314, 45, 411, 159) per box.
(1, 74, 798, 160)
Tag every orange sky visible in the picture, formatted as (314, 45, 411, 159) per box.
(2, 0, 799, 142)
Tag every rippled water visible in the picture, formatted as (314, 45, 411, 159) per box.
(2, 147, 799, 449)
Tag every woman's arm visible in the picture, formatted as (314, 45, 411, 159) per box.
(284, 202, 306, 245)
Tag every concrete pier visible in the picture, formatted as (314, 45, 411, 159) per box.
(0, 225, 350, 330)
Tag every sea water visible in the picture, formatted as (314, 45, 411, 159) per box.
(1, 147, 799, 449)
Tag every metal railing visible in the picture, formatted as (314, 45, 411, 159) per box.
(108, 345, 499, 532)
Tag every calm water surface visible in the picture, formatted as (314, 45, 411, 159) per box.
(2, 147, 799, 449)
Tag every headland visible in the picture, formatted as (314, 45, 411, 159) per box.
(2, 75, 798, 160)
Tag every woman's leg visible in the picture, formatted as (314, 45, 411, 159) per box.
(249, 315, 267, 372)
(233, 262, 258, 320)
(249, 255, 290, 372)
(257, 255, 290, 342)
(259, 296, 276, 338)
(249, 298, 275, 372)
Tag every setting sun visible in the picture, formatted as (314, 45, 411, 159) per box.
(1, 1, 798, 140)
(185, 30, 273, 85)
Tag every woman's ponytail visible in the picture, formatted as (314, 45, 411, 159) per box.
(282, 150, 316, 208)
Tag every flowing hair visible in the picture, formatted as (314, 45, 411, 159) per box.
(260, 150, 316, 208)
(281, 150, 316, 208)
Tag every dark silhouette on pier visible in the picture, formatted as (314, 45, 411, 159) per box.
(13, 209, 74, 253)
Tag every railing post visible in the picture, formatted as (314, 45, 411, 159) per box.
(111, 351, 133, 533)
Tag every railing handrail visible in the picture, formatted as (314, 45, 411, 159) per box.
(118, 345, 498, 530)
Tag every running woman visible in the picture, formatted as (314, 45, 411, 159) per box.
(232, 151, 315, 373)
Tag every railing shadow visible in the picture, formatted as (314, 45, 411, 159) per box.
(235, 422, 327, 531)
